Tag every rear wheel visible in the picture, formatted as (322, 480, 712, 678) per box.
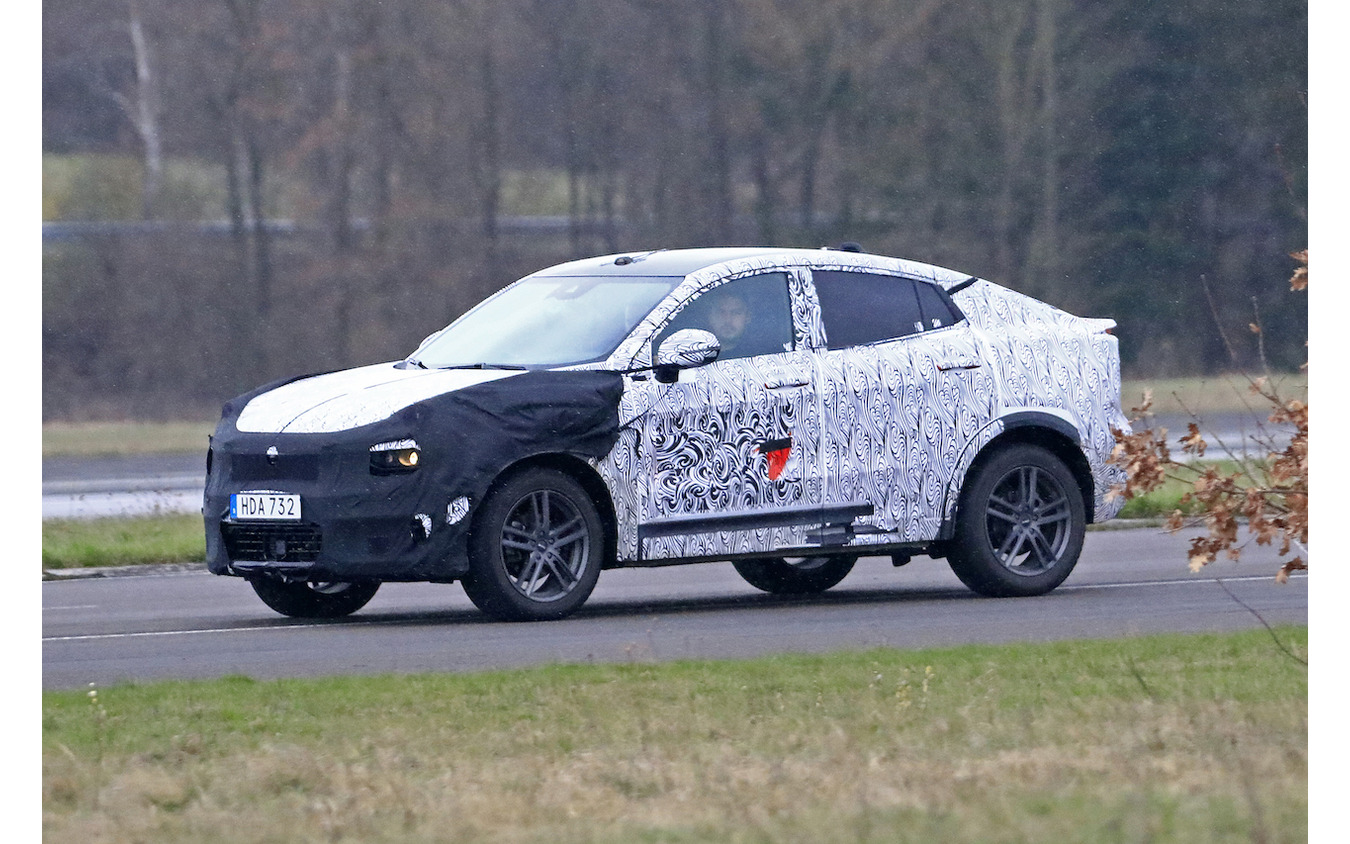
(462, 467, 604, 621)
(947, 444, 1085, 597)
(732, 555, 857, 594)
(249, 577, 380, 618)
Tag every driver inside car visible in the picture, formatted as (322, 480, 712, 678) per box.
(708, 292, 751, 357)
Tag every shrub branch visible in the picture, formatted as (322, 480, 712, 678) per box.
(1110, 250, 1308, 583)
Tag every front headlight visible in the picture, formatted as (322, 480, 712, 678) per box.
(370, 439, 421, 474)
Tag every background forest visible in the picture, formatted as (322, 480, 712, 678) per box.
(41, 0, 1308, 420)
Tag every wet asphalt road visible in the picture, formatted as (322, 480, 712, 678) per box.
(42, 527, 1307, 691)
(42, 452, 206, 519)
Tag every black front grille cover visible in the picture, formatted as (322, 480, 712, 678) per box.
(221, 522, 323, 563)
(228, 453, 321, 482)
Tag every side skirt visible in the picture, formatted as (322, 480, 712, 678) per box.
(636, 502, 874, 562)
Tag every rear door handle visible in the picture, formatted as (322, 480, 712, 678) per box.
(766, 379, 810, 389)
(937, 360, 982, 372)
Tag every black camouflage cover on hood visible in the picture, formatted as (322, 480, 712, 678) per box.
(204, 369, 625, 582)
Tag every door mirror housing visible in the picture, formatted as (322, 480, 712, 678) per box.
(654, 329, 721, 383)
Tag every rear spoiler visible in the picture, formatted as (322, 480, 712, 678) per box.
(1082, 318, 1117, 334)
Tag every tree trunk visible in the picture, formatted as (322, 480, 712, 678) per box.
(477, 41, 502, 257)
(1031, 0, 1061, 297)
(702, 0, 733, 244)
(126, 0, 163, 219)
(751, 128, 777, 245)
(247, 133, 273, 318)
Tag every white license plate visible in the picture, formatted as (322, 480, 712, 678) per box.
(230, 493, 302, 521)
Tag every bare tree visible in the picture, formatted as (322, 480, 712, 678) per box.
(117, 0, 164, 217)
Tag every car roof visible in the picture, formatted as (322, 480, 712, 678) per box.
(530, 248, 789, 278)
(528, 247, 974, 288)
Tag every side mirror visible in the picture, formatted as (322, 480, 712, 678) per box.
(654, 329, 721, 383)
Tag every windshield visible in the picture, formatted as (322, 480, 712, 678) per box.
(410, 275, 682, 368)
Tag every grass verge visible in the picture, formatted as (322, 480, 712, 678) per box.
(43, 628, 1307, 843)
(42, 514, 205, 571)
(1115, 477, 1197, 520)
(1113, 464, 1239, 521)
(1113, 456, 1281, 520)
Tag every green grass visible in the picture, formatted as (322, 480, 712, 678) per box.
(1115, 481, 1198, 520)
(43, 628, 1308, 843)
(1112, 458, 1260, 520)
(42, 514, 205, 571)
(42, 153, 148, 220)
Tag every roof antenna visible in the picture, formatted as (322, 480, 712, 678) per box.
(837, 242, 863, 253)
(614, 248, 666, 266)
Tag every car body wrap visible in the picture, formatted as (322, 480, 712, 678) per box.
(204, 369, 625, 582)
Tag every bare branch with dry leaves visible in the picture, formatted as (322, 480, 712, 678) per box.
(1110, 250, 1308, 583)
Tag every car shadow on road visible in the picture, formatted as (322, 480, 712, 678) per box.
(251, 583, 984, 629)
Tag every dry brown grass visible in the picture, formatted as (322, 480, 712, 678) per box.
(43, 420, 215, 457)
(1119, 371, 1306, 417)
(43, 631, 1307, 843)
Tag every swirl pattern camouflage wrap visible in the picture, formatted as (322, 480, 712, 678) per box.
(592, 248, 1127, 563)
(947, 280, 1130, 522)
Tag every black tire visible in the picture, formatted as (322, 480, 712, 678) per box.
(462, 467, 605, 621)
(948, 443, 1086, 597)
(732, 555, 858, 594)
(249, 577, 380, 618)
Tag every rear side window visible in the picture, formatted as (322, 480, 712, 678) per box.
(812, 270, 926, 349)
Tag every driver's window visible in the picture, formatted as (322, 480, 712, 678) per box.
(652, 272, 794, 362)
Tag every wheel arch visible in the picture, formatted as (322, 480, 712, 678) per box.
(477, 453, 620, 568)
(941, 411, 1096, 537)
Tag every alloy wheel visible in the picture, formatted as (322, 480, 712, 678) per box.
(499, 489, 592, 602)
(983, 464, 1073, 576)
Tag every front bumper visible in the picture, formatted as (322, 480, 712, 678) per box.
(204, 434, 475, 583)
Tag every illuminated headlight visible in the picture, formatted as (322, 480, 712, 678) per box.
(370, 439, 421, 474)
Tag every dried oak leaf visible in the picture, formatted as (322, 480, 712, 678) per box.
(1180, 423, 1207, 457)
(1289, 250, 1308, 291)
(1276, 557, 1307, 584)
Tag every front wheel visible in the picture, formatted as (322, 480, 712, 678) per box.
(732, 555, 857, 594)
(249, 577, 380, 618)
(462, 467, 605, 621)
(947, 444, 1086, 597)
